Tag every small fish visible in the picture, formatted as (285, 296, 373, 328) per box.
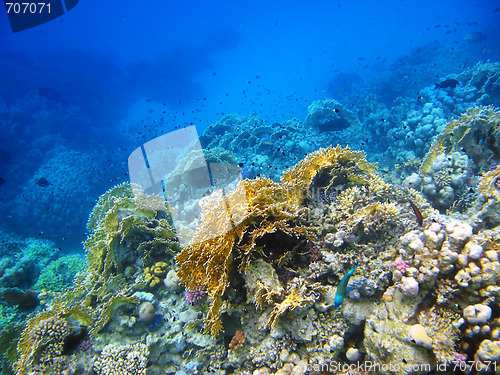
(335, 264, 360, 308)
(409, 199, 424, 226)
(36, 177, 50, 187)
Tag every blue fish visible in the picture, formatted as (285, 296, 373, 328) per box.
(335, 264, 360, 308)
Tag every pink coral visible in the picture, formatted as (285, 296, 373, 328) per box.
(185, 287, 207, 305)
(392, 259, 409, 272)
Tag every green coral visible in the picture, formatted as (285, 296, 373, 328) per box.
(34, 254, 86, 292)
(84, 182, 179, 285)
(0, 303, 18, 327)
(0, 323, 22, 375)
(16, 238, 57, 263)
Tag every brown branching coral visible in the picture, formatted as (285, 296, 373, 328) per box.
(176, 146, 377, 336)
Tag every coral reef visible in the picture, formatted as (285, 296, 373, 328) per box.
(4, 140, 500, 374)
(457, 62, 500, 106)
(399, 105, 500, 211)
(8, 183, 183, 373)
(200, 111, 370, 182)
(34, 254, 86, 292)
(176, 146, 376, 336)
(304, 99, 361, 133)
(420, 106, 500, 176)
(6, 96, 500, 375)
(94, 343, 149, 375)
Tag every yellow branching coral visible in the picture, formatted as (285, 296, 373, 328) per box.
(176, 146, 377, 337)
(267, 282, 322, 329)
(421, 106, 500, 174)
(281, 145, 377, 197)
(84, 183, 179, 285)
(478, 166, 500, 200)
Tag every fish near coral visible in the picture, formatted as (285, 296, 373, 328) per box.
(409, 199, 424, 226)
(335, 264, 360, 308)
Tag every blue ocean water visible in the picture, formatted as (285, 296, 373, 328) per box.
(0, 0, 498, 247)
(0, 1, 499, 373)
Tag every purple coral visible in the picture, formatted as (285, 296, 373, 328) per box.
(78, 340, 92, 352)
(185, 287, 207, 305)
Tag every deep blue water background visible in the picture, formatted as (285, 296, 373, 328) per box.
(0, 0, 499, 249)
